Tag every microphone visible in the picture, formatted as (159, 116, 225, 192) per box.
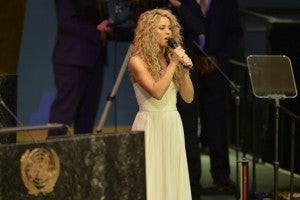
(167, 38, 178, 49)
(167, 38, 193, 69)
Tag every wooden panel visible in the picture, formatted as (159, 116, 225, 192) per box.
(0, 1, 26, 74)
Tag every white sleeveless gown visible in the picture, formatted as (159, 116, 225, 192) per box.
(131, 82, 192, 200)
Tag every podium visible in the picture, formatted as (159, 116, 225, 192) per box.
(0, 131, 146, 200)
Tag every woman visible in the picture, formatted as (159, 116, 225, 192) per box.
(128, 8, 194, 200)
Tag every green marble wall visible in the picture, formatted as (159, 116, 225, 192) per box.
(0, 131, 145, 200)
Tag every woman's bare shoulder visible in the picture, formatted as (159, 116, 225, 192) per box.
(129, 55, 142, 66)
(128, 55, 147, 71)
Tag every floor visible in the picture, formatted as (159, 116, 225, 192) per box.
(198, 149, 300, 200)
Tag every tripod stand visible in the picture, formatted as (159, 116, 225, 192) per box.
(247, 55, 297, 200)
(96, 45, 132, 133)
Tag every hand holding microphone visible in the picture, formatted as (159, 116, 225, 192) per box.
(168, 38, 193, 69)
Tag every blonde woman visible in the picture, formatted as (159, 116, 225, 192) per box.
(128, 8, 194, 200)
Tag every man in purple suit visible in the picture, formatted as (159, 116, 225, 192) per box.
(48, 0, 132, 136)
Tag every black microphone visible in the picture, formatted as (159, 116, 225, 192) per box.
(167, 38, 193, 69)
(167, 38, 178, 49)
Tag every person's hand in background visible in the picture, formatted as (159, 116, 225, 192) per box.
(97, 19, 113, 42)
(195, 56, 218, 74)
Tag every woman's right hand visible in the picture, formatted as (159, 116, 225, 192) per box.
(172, 46, 193, 68)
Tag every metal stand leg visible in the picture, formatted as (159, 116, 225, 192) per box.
(96, 45, 132, 133)
(290, 119, 295, 200)
(239, 159, 249, 200)
(273, 98, 280, 200)
(232, 87, 241, 199)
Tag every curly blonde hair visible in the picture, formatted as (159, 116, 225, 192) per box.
(130, 8, 185, 87)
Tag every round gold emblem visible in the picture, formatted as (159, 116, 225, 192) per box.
(20, 148, 60, 196)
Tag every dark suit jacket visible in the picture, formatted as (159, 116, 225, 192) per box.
(52, 0, 105, 68)
(174, 0, 205, 40)
(171, 0, 205, 52)
(52, 0, 133, 68)
(204, 0, 243, 69)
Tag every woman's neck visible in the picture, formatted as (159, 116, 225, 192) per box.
(159, 55, 168, 71)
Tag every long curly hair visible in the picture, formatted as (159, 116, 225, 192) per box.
(130, 8, 185, 87)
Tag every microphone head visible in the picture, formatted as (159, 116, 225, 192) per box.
(167, 38, 178, 49)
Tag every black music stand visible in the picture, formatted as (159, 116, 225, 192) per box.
(247, 55, 297, 200)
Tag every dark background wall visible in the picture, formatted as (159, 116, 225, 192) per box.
(0, 1, 26, 74)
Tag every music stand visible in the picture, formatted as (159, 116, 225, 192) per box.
(247, 55, 297, 200)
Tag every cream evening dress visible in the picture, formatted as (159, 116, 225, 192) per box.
(131, 81, 192, 200)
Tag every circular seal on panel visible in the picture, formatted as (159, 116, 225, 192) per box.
(20, 148, 60, 196)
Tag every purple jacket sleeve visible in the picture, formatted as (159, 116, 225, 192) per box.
(55, 0, 101, 43)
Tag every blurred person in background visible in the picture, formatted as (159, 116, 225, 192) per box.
(195, 0, 243, 194)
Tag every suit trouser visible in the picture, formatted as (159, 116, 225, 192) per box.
(199, 71, 230, 181)
(49, 60, 104, 136)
